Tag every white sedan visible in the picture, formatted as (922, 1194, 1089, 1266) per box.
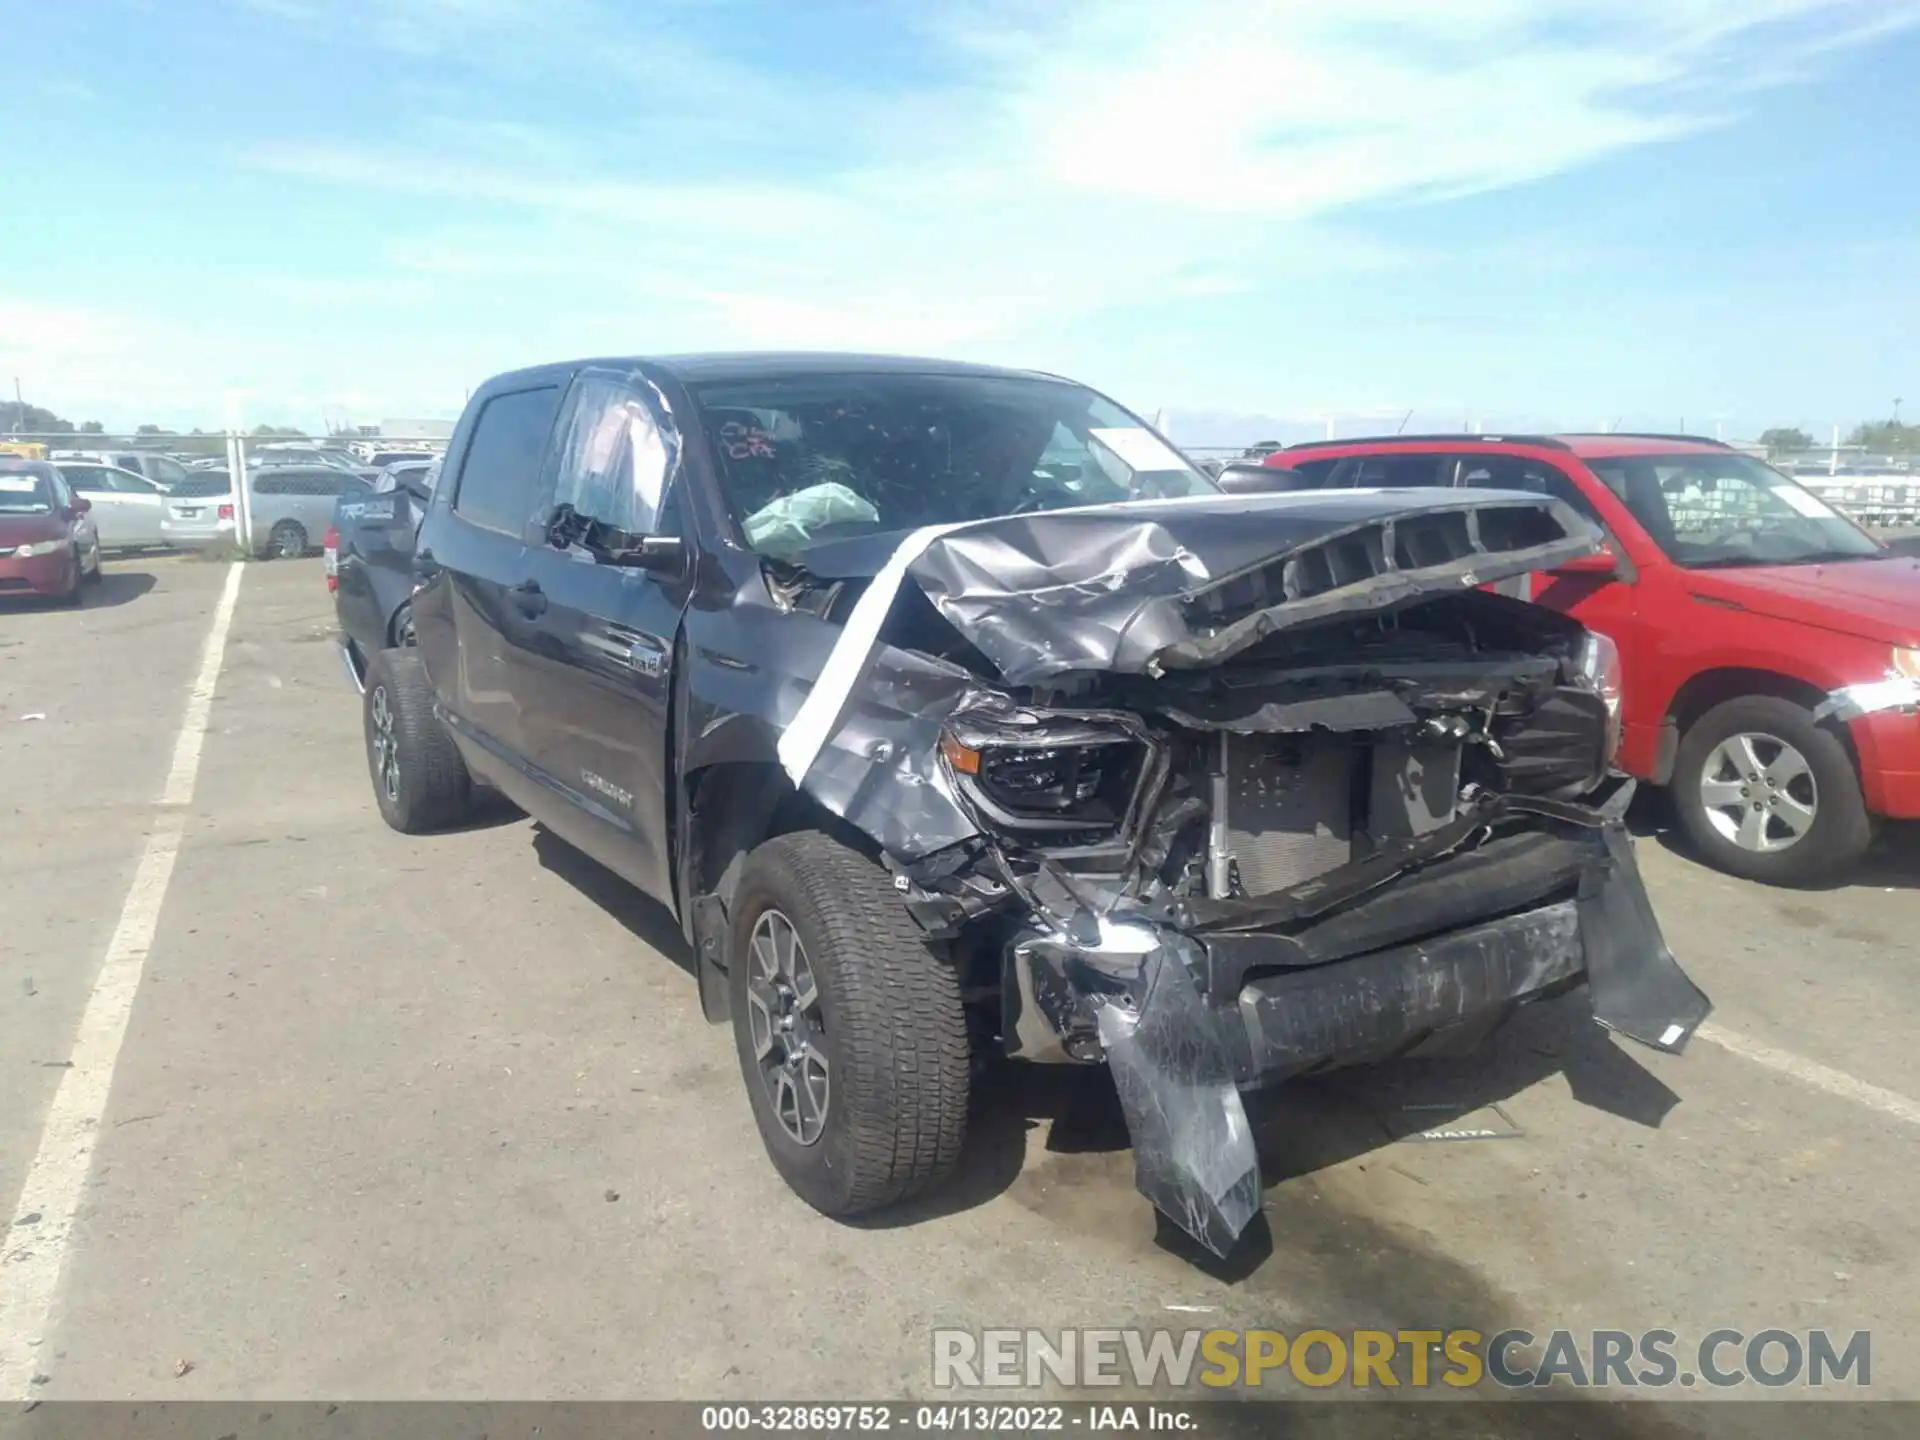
(53, 462, 167, 550)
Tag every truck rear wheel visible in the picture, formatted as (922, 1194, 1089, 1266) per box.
(727, 831, 970, 1216)
(363, 647, 471, 834)
(1672, 694, 1871, 886)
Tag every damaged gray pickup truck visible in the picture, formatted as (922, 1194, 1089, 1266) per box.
(366, 353, 1711, 1259)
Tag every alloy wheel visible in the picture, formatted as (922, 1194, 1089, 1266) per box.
(742, 907, 830, 1146)
(1699, 731, 1818, 853)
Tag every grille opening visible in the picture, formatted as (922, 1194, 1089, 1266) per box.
(1477, 505, 1564, 553)
(1394, 512, 1473, 569)
(1187, 503, 1563, 630)
(1326, 529, 1388, 587)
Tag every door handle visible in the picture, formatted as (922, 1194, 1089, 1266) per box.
(510, 578, 548, 616)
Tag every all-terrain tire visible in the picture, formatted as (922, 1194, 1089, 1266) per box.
(363, 647, 471, 833)
(1672, 693, 1872, 886)
(728, 830, 970, 1217)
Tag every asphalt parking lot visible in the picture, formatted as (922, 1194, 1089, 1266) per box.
(3, 555, 1919, 1416)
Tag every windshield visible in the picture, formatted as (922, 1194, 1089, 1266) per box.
(1587, 453, 1882, 567)
(0, 473, 55, 514)
(690, 373, 1215, 560)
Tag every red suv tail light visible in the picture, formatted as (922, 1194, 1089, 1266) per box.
(218, 503, 235, 521)
(323, 526, 340, 593)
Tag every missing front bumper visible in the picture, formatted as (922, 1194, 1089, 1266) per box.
(1001, 818, 1710, 1259)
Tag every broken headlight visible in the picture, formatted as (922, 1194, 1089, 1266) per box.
(1575, 629, 1624, 763)
(940, 724, 1148, 835)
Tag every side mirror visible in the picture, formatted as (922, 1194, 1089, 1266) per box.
(69, 495, 92, 515)
(400, 476, 434, 505)
(1215, 462, 1306, 495)
(1551, 549, 1618, 577)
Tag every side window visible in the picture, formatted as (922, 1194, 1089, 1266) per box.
(452, 385, 564, 536)
(546, 374, 671, 536)
(254, 475, 289, 497)
(1460, 456, 1603, 525)
(65, 467, 111, 494)
(1327, 454, 1456, 488)
(1283, 458, 1342, 488)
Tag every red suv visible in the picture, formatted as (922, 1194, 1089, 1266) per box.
(1265, 433, 1920, 885)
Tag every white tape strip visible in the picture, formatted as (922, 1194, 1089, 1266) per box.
(776, 522, 971, 783)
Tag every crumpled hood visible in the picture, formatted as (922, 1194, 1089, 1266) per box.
(778, 487, 1599, 791)
(1681, 556, 1920, 647)
(791, 487, 1600, 688)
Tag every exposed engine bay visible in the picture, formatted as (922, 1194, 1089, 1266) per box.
(768, 489, 1711, 1257)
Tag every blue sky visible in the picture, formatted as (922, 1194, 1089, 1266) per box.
(3, 0, 1917, 444)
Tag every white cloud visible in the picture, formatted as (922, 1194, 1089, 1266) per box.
(44, 0, 1920, 422)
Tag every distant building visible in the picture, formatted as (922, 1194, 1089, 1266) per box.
(378, 417, 456, 440)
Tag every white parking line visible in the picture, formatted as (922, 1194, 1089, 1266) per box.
(0, 562, 244, 1400)
(1697, 1021, 1920, 1128)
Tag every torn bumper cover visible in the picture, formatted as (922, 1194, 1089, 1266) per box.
(1000, 790, 1709, 1258)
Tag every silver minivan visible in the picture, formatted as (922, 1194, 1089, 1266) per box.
(160, 471, 237, 550)
(159, 466, 372, 556)
(250, 467, 374, 557)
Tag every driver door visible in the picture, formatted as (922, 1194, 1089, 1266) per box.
(510, 370, 689, 905)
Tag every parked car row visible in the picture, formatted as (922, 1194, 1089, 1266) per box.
(0, 455, 439, 562)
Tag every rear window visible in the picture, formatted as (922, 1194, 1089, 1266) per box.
(170, 474, 232, 498)
(1325, 454, 1458, 488)
(1459, 455, 1603, 523)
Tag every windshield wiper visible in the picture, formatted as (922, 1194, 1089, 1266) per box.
(1795, 548, 1891, 563)
(1687, 549, 1884, 569)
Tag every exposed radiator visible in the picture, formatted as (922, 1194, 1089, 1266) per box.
(1209, 734, 1354, 897)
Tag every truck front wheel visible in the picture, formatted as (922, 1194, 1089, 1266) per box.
(727, 830, 970, 1216)
(1671, 694, 1872, 886)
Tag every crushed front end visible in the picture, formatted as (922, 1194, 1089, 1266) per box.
(781, 492, 1711, 1258)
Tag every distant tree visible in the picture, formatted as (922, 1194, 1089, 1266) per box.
(79, 419, 105, 434)
(1, 400, 74, 433)
(1759, 427, 1813, 455)
(249, 423, 304, 437)
(1848, 420, 1920, 454)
